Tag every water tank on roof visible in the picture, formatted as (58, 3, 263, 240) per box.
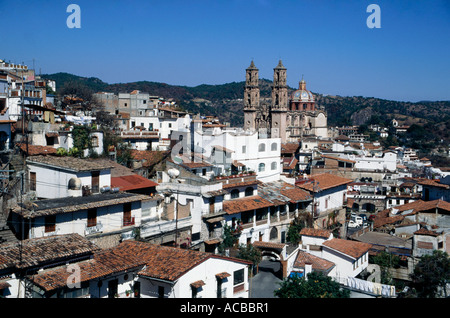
(68, 178, 81, 190)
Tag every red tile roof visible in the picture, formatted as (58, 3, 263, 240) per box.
(223, 195, 274, 214)
(0, 234, 99, 270)
(111, 174, 158, 191)
(112, 241, 251, 282)
(418, 179, 450, 189)
(296, 173, 353, 192)
(31, 246, 146, 291)
(294, 250, 335, 272)
(300, 228, 332, 239)
(322, 238, 372, 259)
(18, 143, 57, 156)
(394, 199, 450, 215)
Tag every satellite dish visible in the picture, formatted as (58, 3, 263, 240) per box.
(168, 168, 180, 179)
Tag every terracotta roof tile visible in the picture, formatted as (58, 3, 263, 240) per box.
(31, 246, 146, 291)
(19, 144, 57, 156)
(13, 192, 150, 218)
(111, 174, 158, 191)
(113, 241, 251, 282)
(0, 234, 99, 270)
(300, 228, 332, 239)
(322, 238, 372, 259)
(294, 250, 335, 272)
(27, 155, 113, 172)
(223, 195, 274, 214)
(252, 241, 285, 250)
(296, 173, 353, 192)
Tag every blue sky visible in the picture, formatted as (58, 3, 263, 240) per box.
(0, 0, 449, 102)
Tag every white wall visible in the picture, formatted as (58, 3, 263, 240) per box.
(194, 128, 281, 182)
(23, 200, 142, 239)
(28, 163, 111, 199)
(139, 257, 249, 298)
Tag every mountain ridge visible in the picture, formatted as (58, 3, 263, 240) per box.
(41, 72, 450, 135)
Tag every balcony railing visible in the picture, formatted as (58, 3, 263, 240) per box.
(123, 217, 135, 227)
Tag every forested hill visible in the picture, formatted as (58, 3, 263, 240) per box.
(42, 72, 450, 142)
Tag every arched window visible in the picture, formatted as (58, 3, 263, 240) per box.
(271, 143, 277, 151)
(245, 187, 254, 197)
(271, 162, 277, 170)
(258, 143, 265, 152)
(258, 163, 265, 172)
(230, 189, 240, 199)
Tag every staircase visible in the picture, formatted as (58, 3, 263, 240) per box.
(0, 211, 17, 244)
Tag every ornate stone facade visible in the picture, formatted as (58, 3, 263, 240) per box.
(243, 60, 328, 142)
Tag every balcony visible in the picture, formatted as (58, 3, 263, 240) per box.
(123, 217, 135, 227)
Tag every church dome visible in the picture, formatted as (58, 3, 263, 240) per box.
(290, 78, 314, 102)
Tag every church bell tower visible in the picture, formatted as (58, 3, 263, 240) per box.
(270, 60, 288, 142)
(243, 61, 260, 132)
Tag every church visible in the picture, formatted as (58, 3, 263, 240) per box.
(243, 60, 328, 143)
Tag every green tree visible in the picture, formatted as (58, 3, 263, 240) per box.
(274, 272, 350, 298)
(369, 251, 400, 285)
(218, 224, 238, 254)
(287, 213, 312, 245)
(71, 125, 92, 158)
(237, 244, 262, 273)
(410, 250, 450, 298)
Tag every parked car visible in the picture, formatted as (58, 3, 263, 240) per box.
(351, 215, 363, 226)
(348, 220, 359, 228)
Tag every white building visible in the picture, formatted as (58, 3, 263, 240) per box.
(295, 228, 372, 281)
(296, 173, 352, 228)
(26, 155, 113, 199)
(10, 192, 150, 244)
(24, 239, 251, 299)
(117, 241, 251, 298)
(194, 126, 281, 183)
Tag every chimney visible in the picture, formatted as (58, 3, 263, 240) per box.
(304, 262, 312, 279)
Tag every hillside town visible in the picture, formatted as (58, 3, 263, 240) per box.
(0, 59, 449, 299)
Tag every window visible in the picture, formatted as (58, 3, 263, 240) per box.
(271, 143, 277, 151)
(258, 163, 265, 172)
(91, 136, 99, 147)
(30, 172, 36, 191)
(258, 143, 265, 152)
(123, 203, 133, 226)
(233, 269, 245, 285)
(45, 215, 56, 233)
(242, 145, 246, 153)
(158, 286, 164, 298)
(245, 187, 253, 197)
(271, 162, 277, 170)
(91, 171, 100, 193)
(87, 208, 97, 228)
(231, 189, 240, 199)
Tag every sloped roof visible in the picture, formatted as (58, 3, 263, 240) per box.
(300, 228, 332, 239)
(294, 250, 335, 272)
(13, 192, 150, 218)
(112, 241, 251, 282)
(322, 238, 372, 259)
(111, 174, 158, 191)
(31, 244, 146, 291)
(223, 195, 274, 214)
(0, 234, 99, 270)
(296, 173, 353, 192)
(26, 155, 113, 172)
